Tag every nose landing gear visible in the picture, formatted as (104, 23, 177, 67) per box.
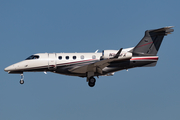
(20, 74, 24, 84)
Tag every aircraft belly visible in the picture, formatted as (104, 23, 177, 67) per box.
(102, 60, 157, 74)
(55, 58, 158, 77)
(129, 61, 157, 67)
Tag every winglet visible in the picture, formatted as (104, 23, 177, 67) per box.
(113, 48, 123, 58)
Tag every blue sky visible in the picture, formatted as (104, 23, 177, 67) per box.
(0, 0, 180, 120)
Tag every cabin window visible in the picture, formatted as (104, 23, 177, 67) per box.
(66, 56, 69, 60)
(80, 55, 84, 59)
(26, 55, 39, 60)
(92, 55, 96, 59)
(59, 56, 62, 60)
(73, 56, 76, 60)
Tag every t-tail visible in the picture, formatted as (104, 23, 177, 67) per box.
(132, 26, 174, 56)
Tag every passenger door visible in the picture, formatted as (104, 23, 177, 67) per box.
(48, 53, 57, 70)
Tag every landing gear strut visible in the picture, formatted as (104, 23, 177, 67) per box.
(20, 74, 24, 84)
(88, 77, 96, 87)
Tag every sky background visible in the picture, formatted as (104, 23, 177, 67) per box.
(0, 0, 180, 120)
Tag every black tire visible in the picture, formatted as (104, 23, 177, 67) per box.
(88, 77, 96, 87)
(89, 77, 96, 83)
(20, 80, 24, 84)
(88, 82, 95, 87)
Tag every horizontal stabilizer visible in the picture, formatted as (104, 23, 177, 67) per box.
(149, 26, 174, 35)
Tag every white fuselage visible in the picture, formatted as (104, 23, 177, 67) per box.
(4, 47, 158, 77)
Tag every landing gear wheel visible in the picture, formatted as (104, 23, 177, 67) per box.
(88, 77, 96, 87)
(20, 74, 24, 84)
(20, 79, 24, 84)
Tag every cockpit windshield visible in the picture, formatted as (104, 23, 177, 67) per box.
(26, 55, 39, 60)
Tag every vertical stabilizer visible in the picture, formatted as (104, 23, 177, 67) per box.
(132, 26, 174, 56)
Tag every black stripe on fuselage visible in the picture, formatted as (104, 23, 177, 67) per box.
(9, 57, 158, 76)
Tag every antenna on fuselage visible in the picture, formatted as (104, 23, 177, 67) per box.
(95, 49, 99, 53)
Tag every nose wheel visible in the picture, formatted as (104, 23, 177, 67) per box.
(20, 74, 24, 84)
(20, 79, 24, 84)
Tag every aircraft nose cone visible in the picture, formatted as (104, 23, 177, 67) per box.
(4, 65, 15, 72)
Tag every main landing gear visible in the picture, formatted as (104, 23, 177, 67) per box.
(87, 72, 96, 87)
(88, 77, 96, 87)
(20, 74, 24, 84)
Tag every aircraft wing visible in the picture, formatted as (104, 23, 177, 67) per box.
(69, 49, 132, 74)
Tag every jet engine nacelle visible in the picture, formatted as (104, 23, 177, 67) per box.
(102, 50, 132, 59)
(102, 50, 118, 59)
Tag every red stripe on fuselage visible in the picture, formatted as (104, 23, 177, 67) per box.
(130, 57, 158, 61)
(56, 59, 97, 66)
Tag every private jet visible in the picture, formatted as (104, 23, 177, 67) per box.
(4, 26, 174, 87)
